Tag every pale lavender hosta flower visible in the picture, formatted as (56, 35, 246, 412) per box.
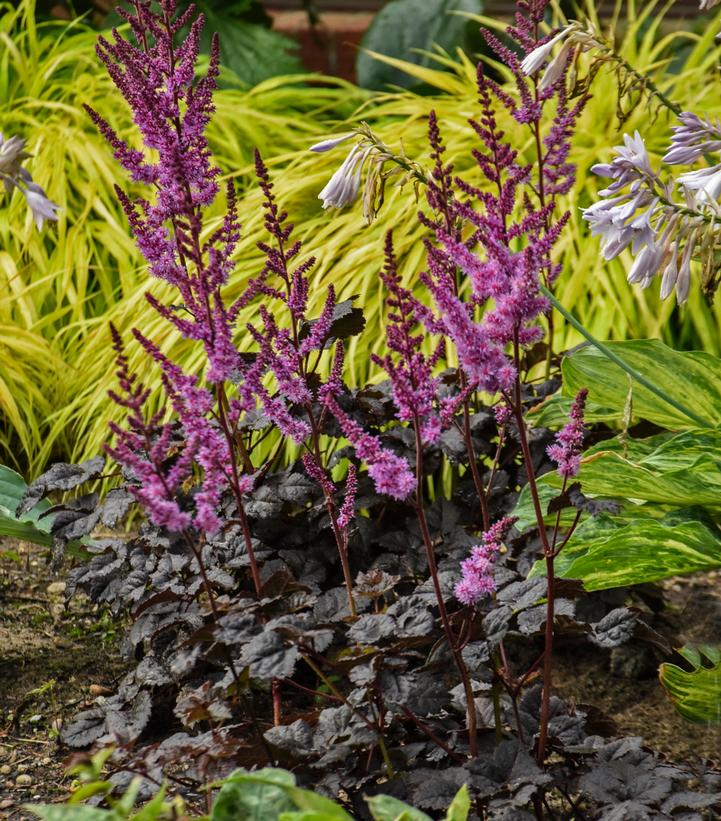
(592, 130, 655, 190)
(678, 165, 721, 203)
(309, 133, 355, 153)
(0, 132, 29, 183)
(317, 142, 374, 210)
(582, 128, 715, 302)
(23, 182, 61, 230)
(0, 131, 59, 229)
(582, 132, 659, 260)
(520, 22, 602, 92)
(311, 129, 372, 210)
(664, 112, 721, 166)
(311, 125, 425, 221)
(519, 25, 575, 75)
(660, 237, 695, 303)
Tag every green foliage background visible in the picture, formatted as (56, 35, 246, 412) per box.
(3, 0, 721, 476)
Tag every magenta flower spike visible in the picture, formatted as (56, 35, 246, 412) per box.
(372, 233, 445, 445)
(324, 394, 415, 501)
(547, 388, 589, 478)
(455, 516, 516, 607)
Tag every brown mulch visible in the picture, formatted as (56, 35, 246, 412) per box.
(0, 541, 127, 819)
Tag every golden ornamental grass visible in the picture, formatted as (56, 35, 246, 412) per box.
(2, 0, 721, 475)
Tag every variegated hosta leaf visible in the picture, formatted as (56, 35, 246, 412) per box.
(562, 339, 721, 430)
(516, 428, 721, 529)
(528, 509, 721, 590)
(659, 646, 721, 724)
(527, 394, 620, 430)
(515, 428, 721, 589)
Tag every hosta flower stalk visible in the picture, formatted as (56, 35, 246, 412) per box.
(584, 121, 721, 300)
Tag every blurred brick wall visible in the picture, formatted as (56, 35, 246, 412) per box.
(266, 1, 522, 82)
(267, 1, 707, 83)
(268, 10, 372, 83)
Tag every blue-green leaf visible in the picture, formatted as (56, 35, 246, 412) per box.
(0, 464, 52, 546)
(357, 0, 482, 90)
(366, 794, 432, 821)
(210, 769, 297, 821)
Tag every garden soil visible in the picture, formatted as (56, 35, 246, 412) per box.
(0, 542, 719, 819)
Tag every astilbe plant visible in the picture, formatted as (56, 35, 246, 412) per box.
(285, 0, 589, 791)
(94, 0, 577, 773)
(342, 0, 592, 766)
(86, 0, 375, 614)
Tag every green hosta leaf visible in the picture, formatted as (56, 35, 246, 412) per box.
(527, 394, 620, 429)
(210, 769, 297, 821)
(107, 1, 302, 85)
(357, 0, 483, 90)
(660, 646, 721, 724)
(366, 795, 433, 821)
(199, 17, 302, 86)
(284, 789, 352, 821)
(562, 340, 721, 430)
(278, 815, 341, 821)
(443, 786, 471, 821)
(0, 464, 52, 547)
(210, 768, 353, 821)
(575, 436, 721, 507)
(528, 509, 721, 590)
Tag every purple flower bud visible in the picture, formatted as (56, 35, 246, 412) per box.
(337, 465, 358, 530)
(309, 133, 355, 153)
(664, 112, 721, 166)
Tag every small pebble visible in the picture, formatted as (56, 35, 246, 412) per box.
(0, 799, 13, 810)
(89, 684, 113, 697)
(0, 764, 11, 776)
(15, 773, 32, 787)
(16, 764, 28, 773)
(46, 581, 66, 596)
(40, 757, 51, 766)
